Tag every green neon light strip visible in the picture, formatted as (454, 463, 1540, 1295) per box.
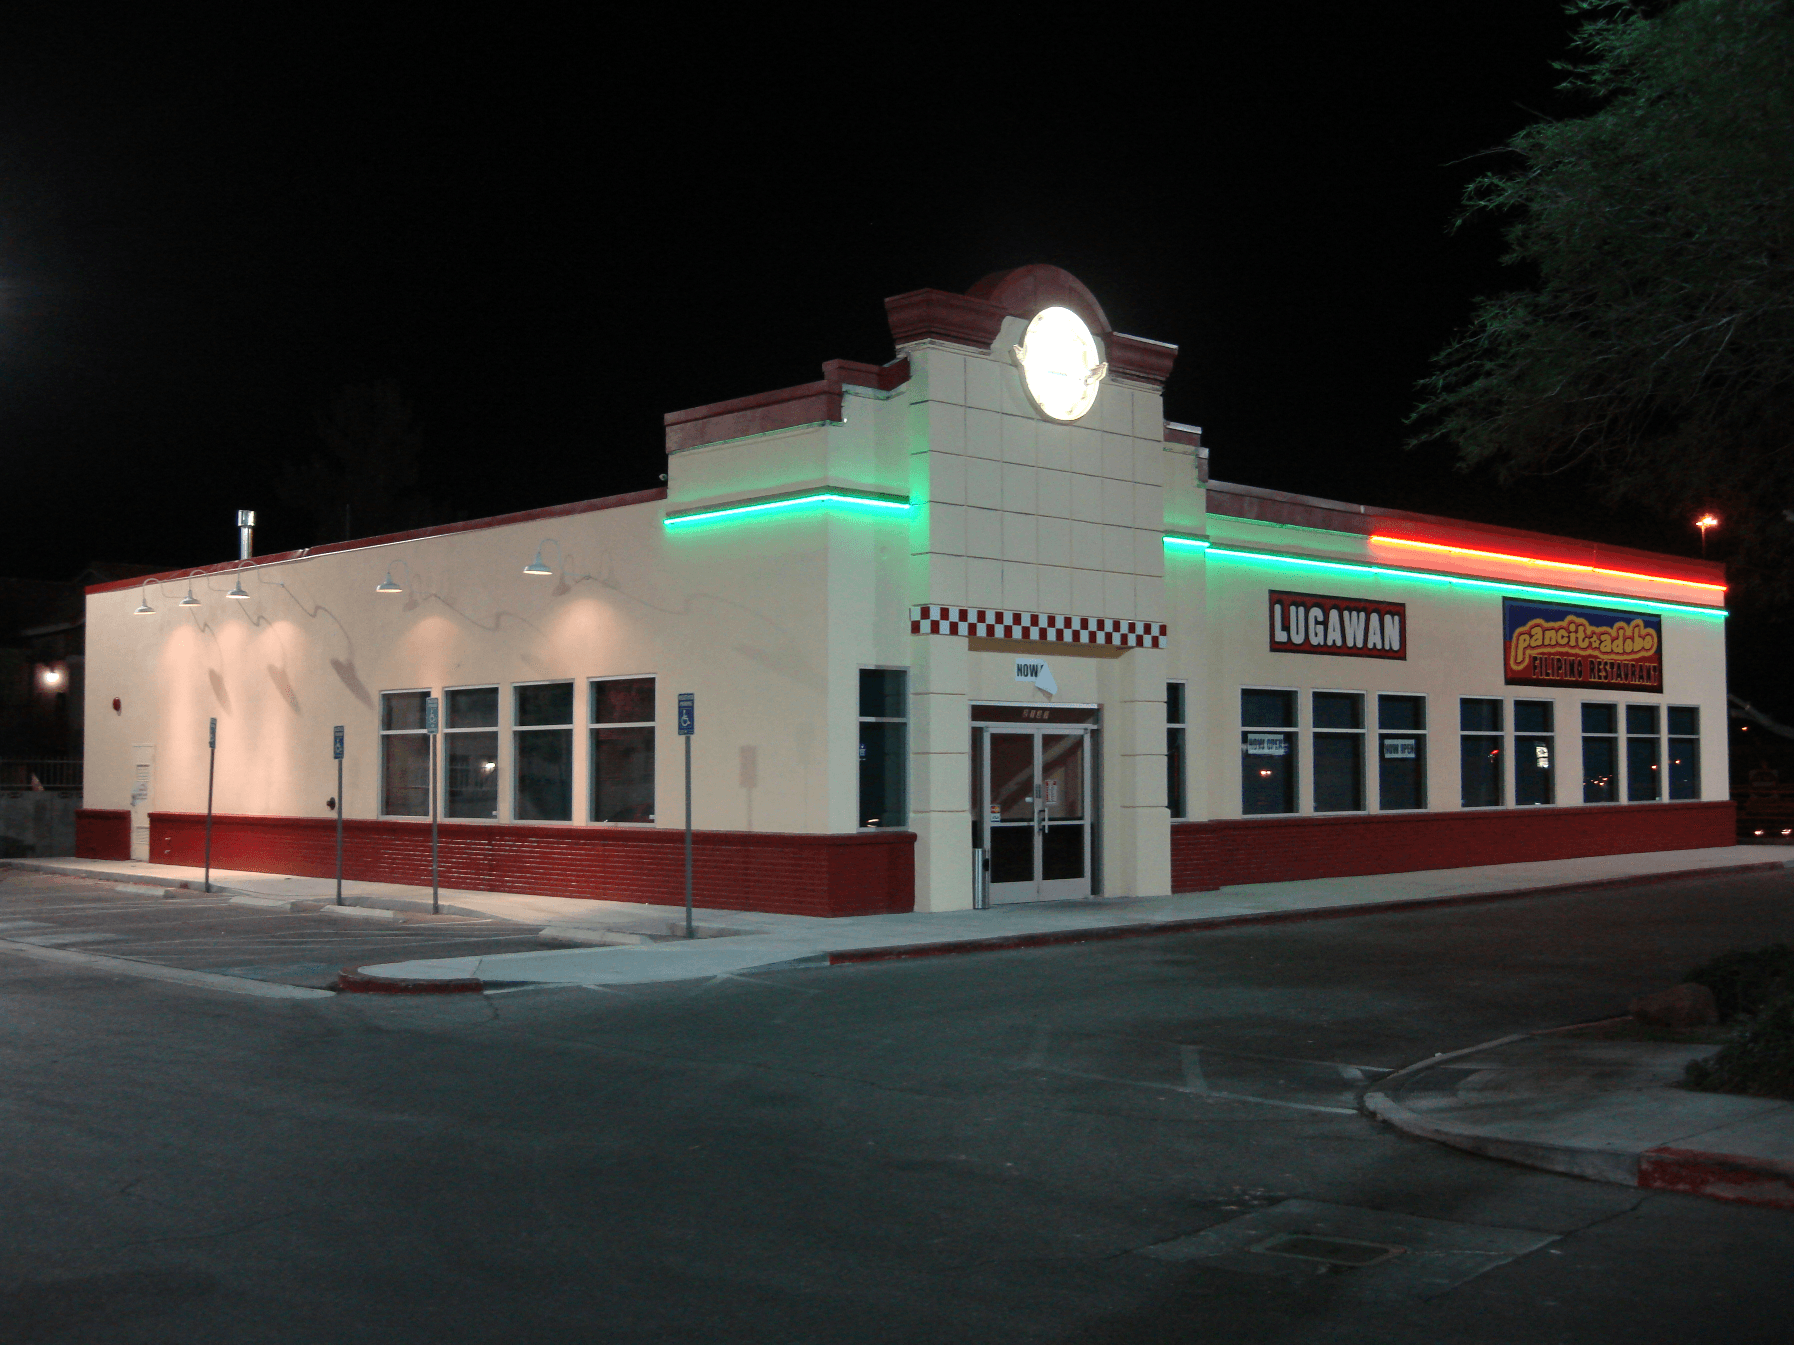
(1196, 542, 1726, 619)
(665, 491, 910, 527)
(1163, 534, 1212, 549)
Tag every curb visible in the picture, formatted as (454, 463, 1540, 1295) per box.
(828, 859, 1794, 966)
(336, 965, 485, 995)
(1361, 1023, 1794, 1210)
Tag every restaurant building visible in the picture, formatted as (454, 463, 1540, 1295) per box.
(76, 266, 1732, 916)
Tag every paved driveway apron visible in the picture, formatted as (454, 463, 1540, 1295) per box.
(0, 871, 557, 988)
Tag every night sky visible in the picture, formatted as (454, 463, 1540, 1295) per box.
(4, 8, 1777, 701)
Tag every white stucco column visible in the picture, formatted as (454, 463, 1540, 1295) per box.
(908, 631, 972, 911)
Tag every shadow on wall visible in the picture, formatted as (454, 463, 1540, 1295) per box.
(0, 792, 80, 857)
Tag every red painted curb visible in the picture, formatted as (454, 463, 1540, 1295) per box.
(827, 860, 1791, 966)
(1639, 1146, 1794, 1210)
(336, 966, 485, 995)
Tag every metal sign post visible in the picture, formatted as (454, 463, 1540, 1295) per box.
(678, 692, 695, 939)
(333, 725, 345, 907)
(425, 696, 440, 915)
(203, 717, 217, 894)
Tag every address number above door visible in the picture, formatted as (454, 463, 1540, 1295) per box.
(1269, 590, 1406, 660)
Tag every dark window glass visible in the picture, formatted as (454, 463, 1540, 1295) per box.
(1627, 736, 1661, 801)
(1626, 704, 1659, 737)
(1378, 734, 1425, 810)
(382, 690, 427, 731)
(1668, 706, 1699, 737)
(381, 733, 430, 817)
(1582, 703, 1616, 735)
(1166, 682, 1186, 726)
(1514, 700, 1553, 734)
(859, 722, 907, 827)
(1378, 695, 1424, 731)
(514, 728, 573, 820)
(447, 687, 498, 729)
(859, 669, 907, 719)
(1167, 726, 1186, 819)
(1242, 688, 1296, 728)
(1583, 737, 1618, 802)
(1460, 735, 1503, 807)
(1242, 732, 1296, 814)
(445, 731, 499, 818)
(592, 726, 655, 823)
(1314, 733, 1364, 811)
(1460, 698, 1502, 733)
(516, 682, 573, 727)
(1515, 735, 1555, 806)
(592, 678, 654, 725)
(1313, 691, 1363, 729)
(1669, 737, 1700, 800)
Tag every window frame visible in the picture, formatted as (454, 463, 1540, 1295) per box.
(1625, 702, 1663, 802)
(588, 674, 657, 825)
(1375, 692, 1427, 812)
(378, 687, 434, 821)
(1240, 685, 1300, 817)
(1166, 680, 1188, 821)
(1458, 696, 1505, 809)
(1667, 704, 1701, 802)
(512, 678, 576, 824)
(858, 666, 909, 830)
(1310, 688, 1366, 814)
(441, 683, 501, 821)
(1512, 697, 1556, 808)
(1581, 701, 1620, 804)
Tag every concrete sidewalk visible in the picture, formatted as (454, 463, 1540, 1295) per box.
(1364, 1029, 1794, 1210)
(8, 845, 1787, 988)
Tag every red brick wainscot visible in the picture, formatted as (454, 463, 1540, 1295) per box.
(130, 813, 914, 918)
(1171, 800, 1736, 893)
(75, 809, 132, 860)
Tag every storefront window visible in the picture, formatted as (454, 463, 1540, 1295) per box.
(1514, 699, 1555, 806)
(1668, 706, 1700, 801)
(1460, 698, 1503, 808)
(1312, 691, 1364, 812)
(514, 681, 573, 821)
(444, 686, 499, 819)
(1241, 688, 1296, 815)
(1582, 703, 1619, 802)
(591, 677, 655, 823)
(1627, 704, 1661, 802)
(380, 690, 431, 817)
(1377, 694, 1426, 811)
(1166, 682, 1187, 820)
(859, 669, 907, 828)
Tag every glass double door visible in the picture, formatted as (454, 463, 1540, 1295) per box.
(979, 726, 1092, 903)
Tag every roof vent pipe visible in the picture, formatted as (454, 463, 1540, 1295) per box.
(237, 509, 256, 560)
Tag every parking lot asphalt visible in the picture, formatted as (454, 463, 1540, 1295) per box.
(0, 870, 567, 989)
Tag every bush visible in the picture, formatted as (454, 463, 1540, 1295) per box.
(1686, 990, 1794, 1100)
(1684, 944, 1794, 1021)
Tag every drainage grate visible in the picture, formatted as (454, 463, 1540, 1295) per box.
(1250, 1233, 1406, 1268)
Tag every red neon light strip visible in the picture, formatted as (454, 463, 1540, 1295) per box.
(1369, 535, 1726, 594)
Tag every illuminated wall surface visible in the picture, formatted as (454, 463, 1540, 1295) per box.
(85, 280, 1729, 912)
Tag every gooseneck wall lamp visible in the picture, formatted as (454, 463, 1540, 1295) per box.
(227, 564, 251, 601)
(375, 558, 412, 594)
(133, 579, 156, 615)
(523, 538, 562, 576)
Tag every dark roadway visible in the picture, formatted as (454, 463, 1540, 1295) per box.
(2, 867, 1791, 1343)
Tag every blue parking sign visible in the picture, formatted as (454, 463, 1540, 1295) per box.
(677, 693, 695, 736)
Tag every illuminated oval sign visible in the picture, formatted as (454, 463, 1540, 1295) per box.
(1013, 306, 1107, 422)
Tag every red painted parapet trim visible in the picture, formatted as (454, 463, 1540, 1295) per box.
(887, 267, 1180, 388)
(85, 488, 668, 595)
(75, 809, 132, 860)
(1171, 800, 1736, 892)
(885, 288, 1009, 351)
(1207, 480, 1724, 589)
(663, 358, 912, 455)
(145, 813, 916, 918)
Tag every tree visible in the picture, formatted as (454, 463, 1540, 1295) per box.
(1411, 0, 1794, 591)
(278, 380, 454, 544)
